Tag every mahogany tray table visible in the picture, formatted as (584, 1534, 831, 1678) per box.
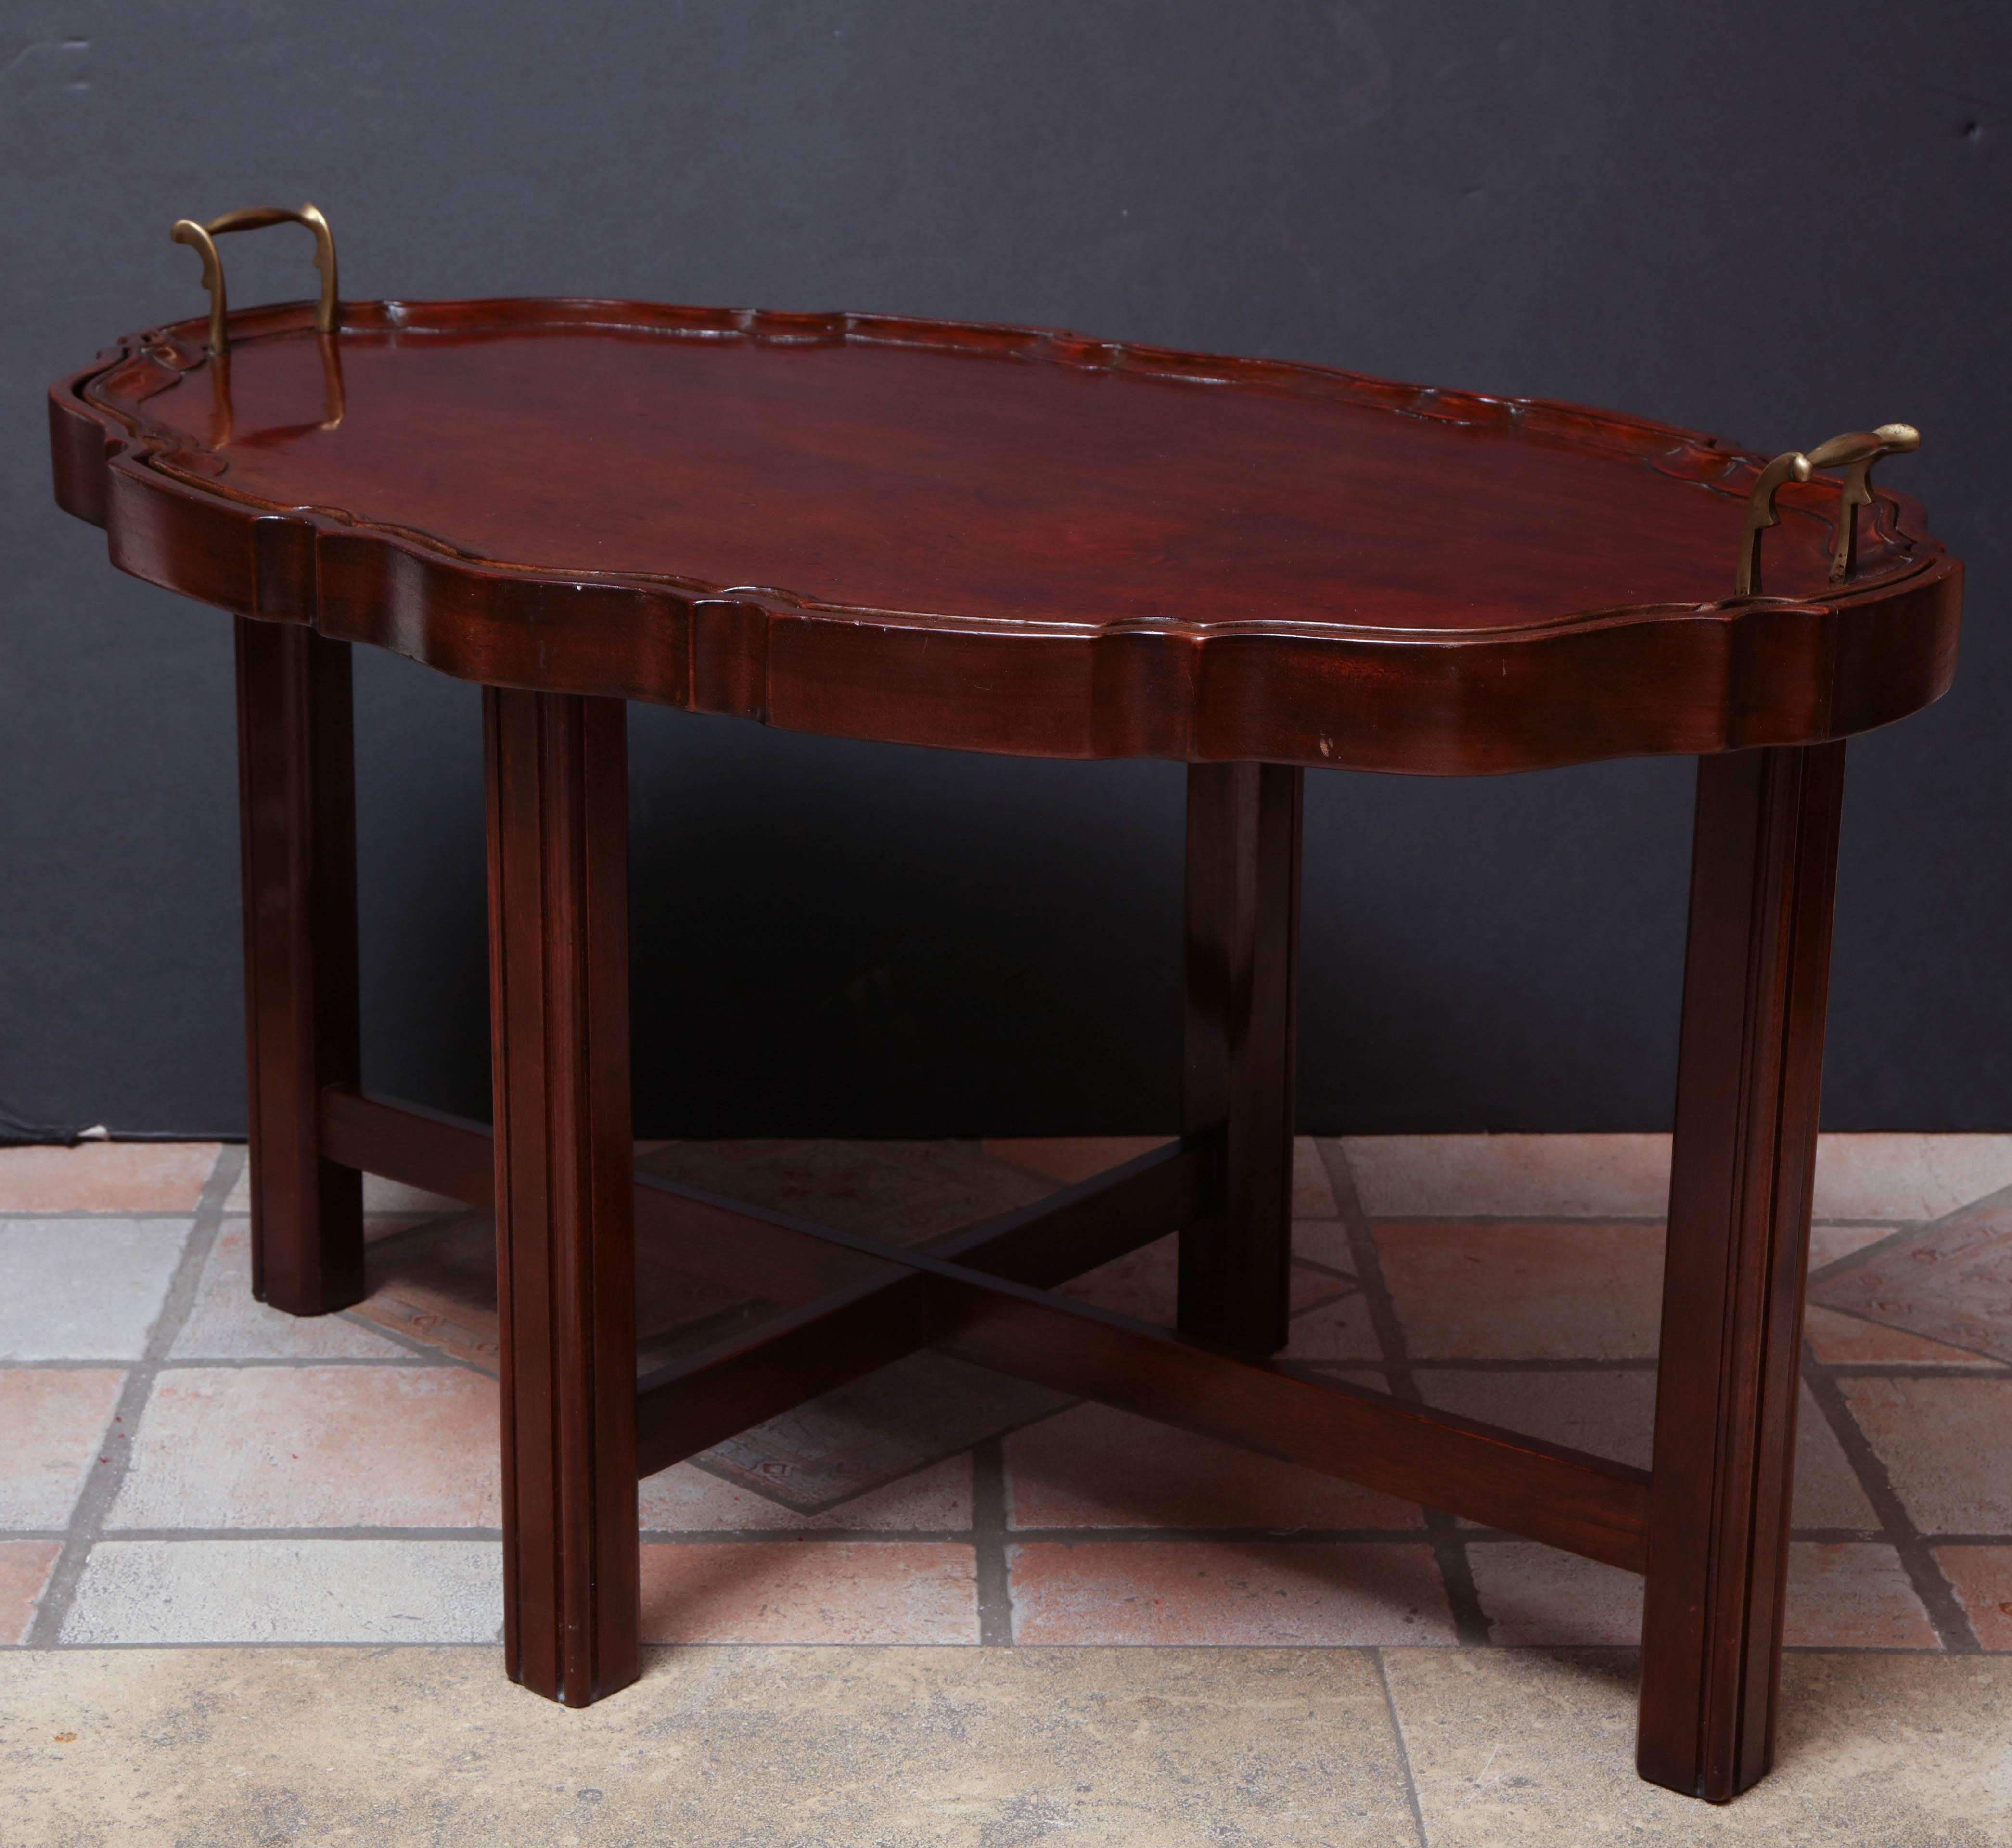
(49, 207, 1961, 1803)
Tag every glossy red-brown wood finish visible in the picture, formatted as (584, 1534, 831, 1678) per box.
(233, 616, 364, 1314)
(484, 688, 639, 1707)
(49, 293, 1963, 1798)
(1638, 742, 1846, 1801)
(51, 298, 1958, 775)
(1178, 763, 1302, 1352)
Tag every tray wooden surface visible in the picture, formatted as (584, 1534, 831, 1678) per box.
(51, 297, 1960, 773)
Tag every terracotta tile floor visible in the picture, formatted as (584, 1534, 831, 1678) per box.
(4, 1133, 2011, 1837)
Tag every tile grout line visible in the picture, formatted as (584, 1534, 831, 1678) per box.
(29, 1520, 1959, 1547)
(1820, 1360, 2012, 1379)
(2, 1210, 234, 1221)
(1403, 1357, 1661, 1373)
(1802, 1339, 1982, 1653)
(331, 1307, 495, 1369)
(29, 1638, 1965, 1657)
(1809, 1173, 2012, 1287)
(26, 1145, 245, 1647)
(1370, 1647, 1431, 1848)
(971, 1436, 1014, 1645)
(1317, 1138, 1491, 1648)
(34, 1348, 1993, 1378)
(90, 1526, 505, 1543)
(1364, 1213, 1918, 1230)
(5, 1354, 467, 1371)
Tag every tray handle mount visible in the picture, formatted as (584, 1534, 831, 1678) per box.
(170, 204, 338, 355)
(1735, 422, 1920, 597)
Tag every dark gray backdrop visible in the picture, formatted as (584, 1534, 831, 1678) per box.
(5, 1, 2007, 1138)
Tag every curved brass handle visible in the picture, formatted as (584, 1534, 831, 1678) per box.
(169, 204, 338, 355)
(1806, 423, 1920, 581)
(1734, 451, 1812, 597)
(1734, 422, 1920, 596)
(203, 330, 345, 449)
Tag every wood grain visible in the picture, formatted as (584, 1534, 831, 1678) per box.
(1638, 743, 1846, 1802)
(50, 291, 1962, 1789)
(234, 616, 364, 1314)
(1179, 763, 1301, 1352)
(485, 689, 639, 1707)
(51, 298, 1960, 775)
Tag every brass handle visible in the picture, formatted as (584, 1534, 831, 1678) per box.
(203, 330, 346, 449)
(1807, 424, 1920, 581)
(1734, 451, 1811, 597)
(169, 204, 338, 355)
(1735, 422, 1920, 596)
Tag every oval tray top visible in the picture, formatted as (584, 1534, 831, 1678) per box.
(51, 298, 1959, 774)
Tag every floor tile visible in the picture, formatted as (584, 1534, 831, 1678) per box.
(1784, 1543, 1938, 1647)
(1841, 1376, 2012, 1532)
(638, 1540, 976, 1643)
(639, 1453, 971, 1532)
(1286, 1262, 1350, 1312)
(354, 1208, 742, 1376)
(1291, 1218, 1357, 1274)
(1375, 1220, 1664, 1359)
(1787, 1386, 1884, 1530)
(986, 1137, 1328, 1211)
(1060, 1233, 1343, 1326)
(356, 1208, 1068, 1513)
(360, 1176, 473, 1212)
(0, 1541, 61, 1644)
(61, 1539, 501, 1643)
(0, 1646, 1422, 1848)
(1415, 1373, 1874, 1528)
(980, 1136, 1172, 1185)
(348, 1212, 505, 1370)
(1934, 1546, 2012, 1650)
(1809, 1133, 2012, 1222)
(0, 1143, 218, 1213)
(1803, 1304, 1995, 1367)
(699, 1353, 1068, 1514)
(1059, 1232, 1179, 1321)
(1419, 1367, 1658, 1469)
(1459, 1541, 1933, 1651)
(1282, 1288, 1382, 1363)
(1385, 1647, 2012, 1845)
(1339, 1134, 2012, 1225)
(1468, 1543, 1642, 1644)
(1809, 1223, 1899, 1271)
(0, 1370, 124, 1529)
(221, 1166, 469, 1215)
(1342, 1133, 1672, 1218)
(1005, 1402, 1422, 1530)
(1813, 1201, 2012, 1364)
(108, 1366, 499, 1529)
(170, 1221, 412, 1360)
(1292, 1138, 1337, 1217)
(1008, 1540, 1454, 1644)
(0, 1219, 190, 1361)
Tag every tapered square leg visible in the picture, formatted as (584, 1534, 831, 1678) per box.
(484, 687, 640, 1707)
(1638, 742, 1847, 1801)
(234, 616, 364, 1315)
(1177, 762, 1303, 1354)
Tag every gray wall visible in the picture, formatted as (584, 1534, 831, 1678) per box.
(5, 1, 2007, 1138)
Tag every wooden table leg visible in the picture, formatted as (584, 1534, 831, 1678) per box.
(1638, 742, 1847, 1801)
(484, 688, 640, 1707)
(1178, 762, 1303, 1354)
(234, 616, 364, 1315)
